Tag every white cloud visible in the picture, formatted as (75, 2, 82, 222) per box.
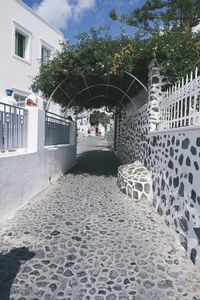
(35, 0, 96, 30)
(74, 0, 95, 20)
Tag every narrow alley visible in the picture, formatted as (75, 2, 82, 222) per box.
(0, 137, 200, 300)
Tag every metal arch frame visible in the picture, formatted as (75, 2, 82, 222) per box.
(46, 77, 79, 111)
(81, 95, 128, 115)
(124, 71, 148, 93)
(46, 71, 147, 111)
(66, 84, 136, 109)
(46, 77, 68, 111)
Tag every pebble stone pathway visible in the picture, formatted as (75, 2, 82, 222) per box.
(0, 136, 200, 300)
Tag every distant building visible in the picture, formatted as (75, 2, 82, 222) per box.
(0, 0, 64, 113)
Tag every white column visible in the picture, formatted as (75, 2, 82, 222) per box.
(27, 107, 45, 152)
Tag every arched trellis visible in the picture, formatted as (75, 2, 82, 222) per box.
(79, 95, 128, 115)
(46, 71, 148, 114)
(65, 84, 136, 110)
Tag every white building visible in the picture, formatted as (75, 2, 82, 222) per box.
(0, 0, 64, 110)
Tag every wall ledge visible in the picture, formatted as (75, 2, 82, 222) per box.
(150, 124, 200, 135)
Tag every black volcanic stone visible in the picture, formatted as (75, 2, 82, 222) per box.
(50, 230, 60, 236)
(170, 147, 174, 157)
(188, 173, 193, 184)
(169, 195, 175, 205)
(179, 154, 184, 166)
(161, 195, 166, 205)
(197, 196, 200, 205)
(194, 228, 200, 241)
(176, 139, 180, 146)
(133, 191, 138, 199)
(178, 182, 184, 197)
(196, 137, 200, 147)
(190, 248, 197, 264)
(186, 157, 191, 166)
(191, 146, 197, 155)
(182, 138, 190, 149)
(179, 217, 188, 232)
(166, 209, 170, 216)
(135, 182, 143, 192)
(191, 190, 197, 203)
(173, 177, 179, 188)
(168, 160, 174, 169)
(157, 206, 163, 216)
(152, 76, 159, 84)
(152, 182, 156, 192)
(169, 177, 172, 186)
(174, 205, 180, 212)
(180, 234, 188, 251)
(152, 136, 157, 147)
(161, 179, 165, 191)
(152, 107, 159, 112)
(171, 136, 175, 145)
(185, 210, 190, 221)
(194, 161, 199, 170)
(153, 198, 157, 207)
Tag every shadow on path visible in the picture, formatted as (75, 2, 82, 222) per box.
(70, 149, 120, 177)
(0, 247, 35, 300)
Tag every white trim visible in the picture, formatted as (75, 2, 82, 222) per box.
(13, 88, 30, 97)
(150, 124, 200, 135)
(40, 38, 54, 61)
(13, 20, 32, 64)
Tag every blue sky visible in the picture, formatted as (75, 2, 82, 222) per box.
(22, 0, 145, 43)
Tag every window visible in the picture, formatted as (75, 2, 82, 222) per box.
(41, 46, 51, 62)
(15, 31, 26, 58)
(13, 21, 32, 63)
(14, 94, 26, 107)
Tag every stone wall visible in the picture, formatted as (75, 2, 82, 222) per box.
(117, 103, 150, 165)
(150, 127, 200, 268)
(113, 62, 200, 269)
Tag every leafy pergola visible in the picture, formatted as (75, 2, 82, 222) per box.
(35, 26, 200, 113)
(45, 72, 147, 114)
(35, 28, 150, 113)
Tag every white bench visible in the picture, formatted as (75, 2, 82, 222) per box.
(117, 161, 152, 201)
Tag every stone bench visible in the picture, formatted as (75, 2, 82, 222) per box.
(117, 161, 152, 201)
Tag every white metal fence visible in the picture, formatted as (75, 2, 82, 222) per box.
(0, 102, 28, 151)
(159, 68, 200, 130)
(45, 111, 71, 146)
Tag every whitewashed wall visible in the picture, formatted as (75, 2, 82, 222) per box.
(150, 127, 200, 269)
(0, 0, 64, 98)
(0, 108, 76, 223)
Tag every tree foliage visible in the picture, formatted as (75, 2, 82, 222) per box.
(110, 0, 200, 34)
(34, 27, 150, 109)
(90, 110, 100, 126)
(34, 1, 200, 111)
(89, 110, 111, 127)
(99, 112, 112, 127)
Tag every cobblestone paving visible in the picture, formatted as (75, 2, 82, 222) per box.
(0, 136, 200, 300)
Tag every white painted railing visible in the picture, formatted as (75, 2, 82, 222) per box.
(0, 102, 28, 151)
(45, 111, 71, 146)
(159, 68, 200, 130)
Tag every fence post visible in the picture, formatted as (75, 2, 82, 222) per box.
(69, 121, 77, 146)
(148, 61, 162, 132)
(27, 107, 45, 152)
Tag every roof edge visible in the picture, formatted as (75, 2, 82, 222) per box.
(15, 0, 65, 39)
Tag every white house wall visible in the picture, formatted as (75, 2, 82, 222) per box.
(0, 0, 64, 98)
(0, 108, 76, 223)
